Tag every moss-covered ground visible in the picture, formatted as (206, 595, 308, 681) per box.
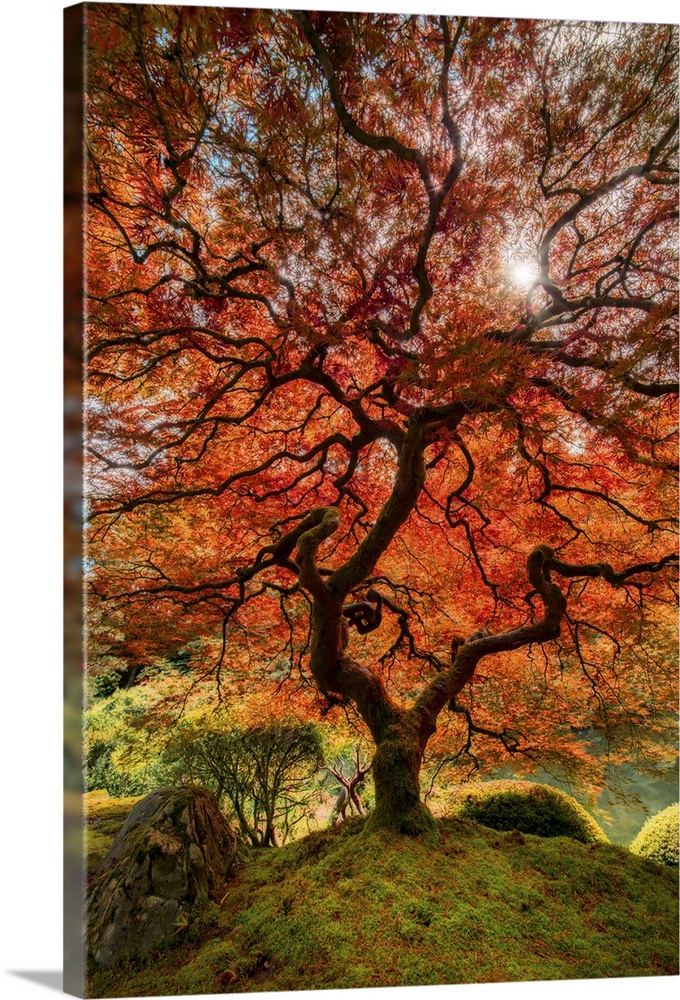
(84, 790, 143, 880)
(85, 793, 678, 998)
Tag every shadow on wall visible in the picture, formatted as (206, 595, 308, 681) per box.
(9, 972, 63, 992)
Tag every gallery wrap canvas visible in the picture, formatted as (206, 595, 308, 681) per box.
(64, 3, 679, 997)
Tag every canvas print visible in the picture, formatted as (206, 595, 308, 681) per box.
(66, 2, 679, 997)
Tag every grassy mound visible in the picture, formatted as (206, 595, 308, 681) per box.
(630, 803, 679, 866)
(445, 780, 608, 845)
(84, 789, 143, 879)
(87, 801, 677, 997)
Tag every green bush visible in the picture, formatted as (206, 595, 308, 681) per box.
(630, 803, 679, 866)
(89, 667, 125, 701)
(163, 719, 324, 846)
(85, 689, 173, 797)
(447, 779, 608, 845)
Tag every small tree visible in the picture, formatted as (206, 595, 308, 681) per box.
(324, 747, 374, 825)
(166, 721, 324, 846)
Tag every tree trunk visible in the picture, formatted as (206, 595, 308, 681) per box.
(296, 508, 440, 840)
(295, 505, 439, 840)
(364, 711, 438, 841)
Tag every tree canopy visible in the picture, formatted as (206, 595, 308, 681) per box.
(85, 5, 678, 834)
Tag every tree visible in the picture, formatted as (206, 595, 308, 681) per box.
(85, 7, 678, 838)
(163, 721, 324, 846)
(324, 746, 374, 824)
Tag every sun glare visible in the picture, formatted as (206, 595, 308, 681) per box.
(510, 259, 538, 288)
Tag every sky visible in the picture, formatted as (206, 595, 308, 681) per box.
(0, 2, 677, 1000)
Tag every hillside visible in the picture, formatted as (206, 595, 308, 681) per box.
(87, 797, 678, 998)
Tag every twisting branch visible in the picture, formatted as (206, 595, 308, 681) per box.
(324, 746, 374, 823)
(296, 507, 341, 602)
(549, 551, 678, 587)
(415, 545, 678, 743)
(292, 11, 431, 181)
(342, 589, 383, 635)
(293, 10, 463, 339)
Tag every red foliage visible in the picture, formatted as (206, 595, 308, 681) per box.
(84, 8, 678, 792)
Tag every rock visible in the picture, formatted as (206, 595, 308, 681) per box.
(87, 786, 237, 968)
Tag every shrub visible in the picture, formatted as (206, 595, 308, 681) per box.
(85, 691, 168, 796)
(447, 779, 608, 845)
(89, 667, 125, 701)
(630, 803, 679, 866)
(163, 720, 324, 846)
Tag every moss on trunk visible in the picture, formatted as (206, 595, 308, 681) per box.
(364, 719, 438, 844)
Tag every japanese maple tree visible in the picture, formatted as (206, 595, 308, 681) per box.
(85, 6, 678, 836)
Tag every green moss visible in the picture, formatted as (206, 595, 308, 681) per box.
(86, 830, 115, 874)
(84, 789, 142, 823)
(364, 798, 439, 843)
(446, 780, 609, 845)
(630, 803, 679, 866)
(83, 790, 143, 880)
(87, 810, 677, 997)
(367, 720, 439, 844)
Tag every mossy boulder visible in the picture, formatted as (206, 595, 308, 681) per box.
(87, 786, 238, 968)
(446, 779, 608, 845)
(630, 803, 679, 866)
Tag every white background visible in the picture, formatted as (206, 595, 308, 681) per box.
(1, 1, 677, 998)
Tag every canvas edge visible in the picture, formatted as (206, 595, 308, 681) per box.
(64, 3, 87, 997)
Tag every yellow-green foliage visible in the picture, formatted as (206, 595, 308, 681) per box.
(88, 813, 677, 997)
(85, 689, 167, 797)
(630, 803, 679, 866)
(445, 780, 608, 845)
